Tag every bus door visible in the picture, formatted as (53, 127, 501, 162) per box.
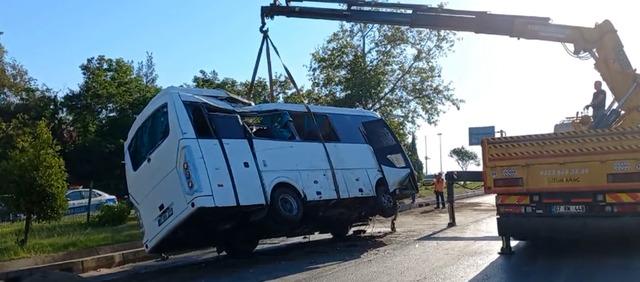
(362, 119, 418, 194)
(207, 112, 266, 206)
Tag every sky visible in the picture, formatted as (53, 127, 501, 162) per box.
(2, 0, 639, 174)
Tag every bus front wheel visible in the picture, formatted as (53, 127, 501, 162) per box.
(376, 184, 397, 218)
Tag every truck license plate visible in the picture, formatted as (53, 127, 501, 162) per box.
(552, 205, 585, 214)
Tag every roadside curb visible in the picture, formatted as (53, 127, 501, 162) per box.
(0, 248, 158, 281)
(398, 190, 485, 213)
(0, 241, 142, 273)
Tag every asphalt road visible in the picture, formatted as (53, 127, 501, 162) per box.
(85, 195, 640, 282)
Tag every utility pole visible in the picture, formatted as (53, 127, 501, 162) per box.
(438, 133, 443, 173)
(86, 181, 94, 224)
(424, 135, 429, 176)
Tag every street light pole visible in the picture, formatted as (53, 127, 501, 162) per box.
(424, 135, 429, 176)
(438, 133, 443, 173)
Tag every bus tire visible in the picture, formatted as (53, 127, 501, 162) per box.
(376, 184, 397, 218)
(270, 186, 304, 224)
(224, 233, 259, 258)
(330, 223, 351, 240)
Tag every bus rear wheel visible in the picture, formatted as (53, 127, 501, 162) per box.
(224, 232, 259, 258)
(330, 223, 351, 240)
(270, 186, 304, 224)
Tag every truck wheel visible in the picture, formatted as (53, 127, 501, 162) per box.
(376, 184, 397, 218)
(270, 186, 303, 224)
(224, 233, 259, 258)
(330, 224, 351, 240)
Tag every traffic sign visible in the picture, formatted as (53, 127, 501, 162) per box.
(469, 126, 495, 146)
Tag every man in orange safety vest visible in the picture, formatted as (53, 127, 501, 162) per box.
(434, 172, 446, 209)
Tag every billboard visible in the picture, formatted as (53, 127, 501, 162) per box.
(469, 126, 495, 146)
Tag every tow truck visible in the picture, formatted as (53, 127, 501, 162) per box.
(261, 0, 640, 253)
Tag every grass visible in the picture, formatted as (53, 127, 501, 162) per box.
(0, 215, 142, 262)
(417, 181, 484, 199)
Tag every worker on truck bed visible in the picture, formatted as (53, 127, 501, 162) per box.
(434, 173, 446, 209)
(584, 80, 607, 123)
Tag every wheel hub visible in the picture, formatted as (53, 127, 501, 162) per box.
(381, 193, 394, 208)
(279, 194, 299, 215)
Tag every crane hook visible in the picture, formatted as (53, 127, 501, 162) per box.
(259, 14, 269, 34)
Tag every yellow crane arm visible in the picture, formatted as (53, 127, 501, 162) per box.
(262, 0, 639, 128)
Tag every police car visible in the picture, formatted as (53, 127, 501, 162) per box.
(65, 189, 117, 215)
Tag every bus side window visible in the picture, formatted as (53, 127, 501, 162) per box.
(328, 114, 374, 144)
(127, 104, 170, 171)
(291, 112, 321, 141)
(243, 112, 296, 141)
(313, 114, 339, 142)
(208, 114, 245, 139)
(290, 112, 339, 142)
(183, 102, 214, 138)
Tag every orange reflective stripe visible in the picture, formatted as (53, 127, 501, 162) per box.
(570, 198, 592, 203)
(606, 193, 623, 203)
(604, 193, 640, 203)
(542, 198, 562, 203)
(516, 196, 529, 204)
(608, 193, 640, 203)
(629, 193, 640, 202)
(498, 195, 529, 205)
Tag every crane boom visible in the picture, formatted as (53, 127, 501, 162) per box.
(261, 0, 640, 129)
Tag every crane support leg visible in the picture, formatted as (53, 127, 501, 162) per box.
(499, 236, 514, 255)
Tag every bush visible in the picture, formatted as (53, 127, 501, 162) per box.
(92, 203, 131, 227)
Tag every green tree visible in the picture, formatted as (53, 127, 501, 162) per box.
(308, 21, 463, 142)
(448, 146, 480, 171)
(62, 55, 160, 195)
(0, 41, 62, 130)
(135, 52, 158, 86)
(0, 119, 67, 246)
(406, 133, 424, 181)
(189, 69, 321, 104)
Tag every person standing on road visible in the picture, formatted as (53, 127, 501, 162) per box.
(584, 80, 607, 124)
(434, 172, 446, 209)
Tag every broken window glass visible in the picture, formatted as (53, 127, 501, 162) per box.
(243, 112, 296, 141)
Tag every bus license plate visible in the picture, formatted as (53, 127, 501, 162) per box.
(552, 205, 585, 214)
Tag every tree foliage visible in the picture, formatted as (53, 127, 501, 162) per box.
(308, 21, 463, 141)
(62, 54, 160, 195)
(135, 52, 158, 87)
(448, 146, 480, 171)
(0, 42, 62, 133)
(406, 133, 424, 181)
(0, 119, 67, 246)
(189, 69, 323, 105)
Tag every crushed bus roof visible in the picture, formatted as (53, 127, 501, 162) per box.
(159, 86, 379, 117)
(240, 103, 379, 117)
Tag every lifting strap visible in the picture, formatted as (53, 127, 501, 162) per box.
(248, 25, 340, 198)
(248, 27, 301, 102)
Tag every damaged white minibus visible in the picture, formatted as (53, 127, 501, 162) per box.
(124, 87, 417, 256)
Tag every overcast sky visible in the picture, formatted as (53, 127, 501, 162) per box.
(2, 0, 637, 173)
